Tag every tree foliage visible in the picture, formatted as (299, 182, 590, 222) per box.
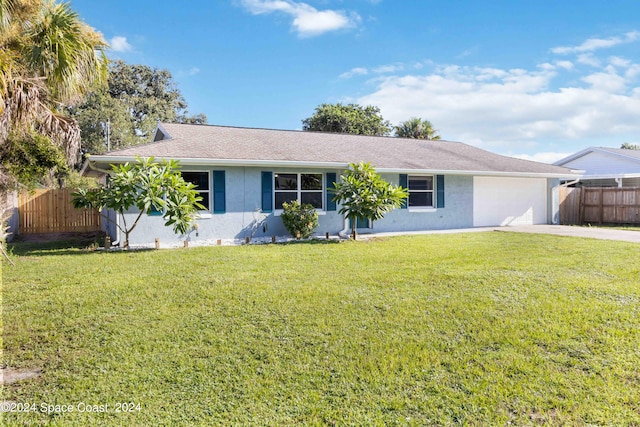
(620, 143, 640, 150)
(67, 88, 137, 154)
(0, 0, 108, 190)
(302, 103, 392, 136)
(331, 162, 407, 239)
(395, 117, 441, 140)
(2, 131, 68, 189)
(68, 60, 207, 155)
(72, 157, 204, 249)
(280, 200, 319, 239)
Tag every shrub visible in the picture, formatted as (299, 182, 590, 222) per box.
(280, 200, 319, 239)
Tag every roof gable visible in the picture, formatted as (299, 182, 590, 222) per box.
(554, 147, 640, 176)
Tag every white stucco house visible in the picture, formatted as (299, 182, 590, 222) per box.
(554, 147, 640, 188)
(82, 123, 579, 246)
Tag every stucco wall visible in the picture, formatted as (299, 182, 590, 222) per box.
(114, 169, 553, 246)
(372, 174, 474, 232)
(119, 166, 347, 246)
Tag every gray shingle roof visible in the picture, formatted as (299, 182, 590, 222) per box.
(91, 123, 577, 177)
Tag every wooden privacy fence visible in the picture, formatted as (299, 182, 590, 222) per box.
(559, 186, 640, 225)
(19, 189, 101, 234)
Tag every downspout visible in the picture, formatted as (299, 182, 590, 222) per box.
(338, 216, 350, 239)
(110, 213, 121, 247)
(88, 161, 120, 246)
(615, 177, 623, 188)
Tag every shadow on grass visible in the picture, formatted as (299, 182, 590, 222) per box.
(7, 234, 346, 258)
(8, 238, 104, 257)
(272, 238, 343, 246)
(8, 240, 158, 257)
(7, 233, 150, 257)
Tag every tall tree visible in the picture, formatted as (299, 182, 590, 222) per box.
(68, 88, 137, 154)
(302, 103, 392, 136)
(620, 143, 640, 150)
(0, 0, 107, 189)
(69, 60, 207, 154)
(395, 117, 441, 140)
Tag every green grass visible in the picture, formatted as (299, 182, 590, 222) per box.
(2, 233, 640, 426)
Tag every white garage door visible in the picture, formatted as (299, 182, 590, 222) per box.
(473, 177, 547, 227)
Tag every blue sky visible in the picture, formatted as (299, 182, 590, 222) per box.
(71, 0, 640, 163)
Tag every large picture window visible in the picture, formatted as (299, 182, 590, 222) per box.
(274, 173, 324, 209)
(181, 171, 210, 210)
(408, 175, 434, 208)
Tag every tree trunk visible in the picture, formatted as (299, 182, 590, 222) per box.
(350, 215, 357, 240)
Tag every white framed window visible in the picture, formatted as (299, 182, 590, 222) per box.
(408, 175, 434, 208)
(274, 173, 324, 210)
(181, 171, 211, 211)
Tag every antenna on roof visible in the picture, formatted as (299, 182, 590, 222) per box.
(106, 119, 110, 152)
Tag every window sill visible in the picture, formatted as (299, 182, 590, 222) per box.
(197, 213, 213, 219)
(274, 210, 326, 216)
(408, 207, 437, 213)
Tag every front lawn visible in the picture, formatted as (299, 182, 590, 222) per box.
(2, 233, 639, 426)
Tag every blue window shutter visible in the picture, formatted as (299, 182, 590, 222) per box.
(261, 171, 273, 212)
(436, 175, 445, 208)
(326, 172, 337, 211)
(148, 204, 162, 216)
(399, 174, 408, 209)
(213, 171, 225, 213)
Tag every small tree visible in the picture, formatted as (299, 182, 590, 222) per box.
(72, 157, 204, 249)
(331, 162, 408, 240)
(280, 200, 319, 239)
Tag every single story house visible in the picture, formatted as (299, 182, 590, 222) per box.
(83, 123, 579, 246)
(553, 147, 640, 188)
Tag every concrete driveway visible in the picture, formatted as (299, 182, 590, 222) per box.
(494, 224, 640, 243)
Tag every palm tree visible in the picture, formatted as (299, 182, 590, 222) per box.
(0, 0, 107, 189)
(395, 117, 441, 140)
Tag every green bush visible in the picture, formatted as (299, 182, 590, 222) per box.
(280, 200, 319, 239)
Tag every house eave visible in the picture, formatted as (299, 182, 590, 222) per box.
(84, 155, 579, 179)
(577, 172, 640, 180)
(376, 168, 580, 179)
(86, 155, 351, 170)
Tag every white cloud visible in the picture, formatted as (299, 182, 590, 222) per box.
(354, 60, 640, 153)
(188, 67, 200, 76)
(373, 63, 404, 74)
(513, 152, 574, 164)
(609, 56, 631, 68)
(554, 60, 574, 70)
(109, 36, 132, 52)
(340, 67, 368, 79)
(576, 53, 601, 67)
(582, 71, 627, 92)
(550, 31, 640, 54)
(240, 0, 359, 37)
(335, 32, 640, 156)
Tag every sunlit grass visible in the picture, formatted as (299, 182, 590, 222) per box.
(2, 232, 640, 425)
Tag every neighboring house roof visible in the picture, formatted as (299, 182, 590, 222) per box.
(87, 123, 578, 178)
(554, 146, 640, 179)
